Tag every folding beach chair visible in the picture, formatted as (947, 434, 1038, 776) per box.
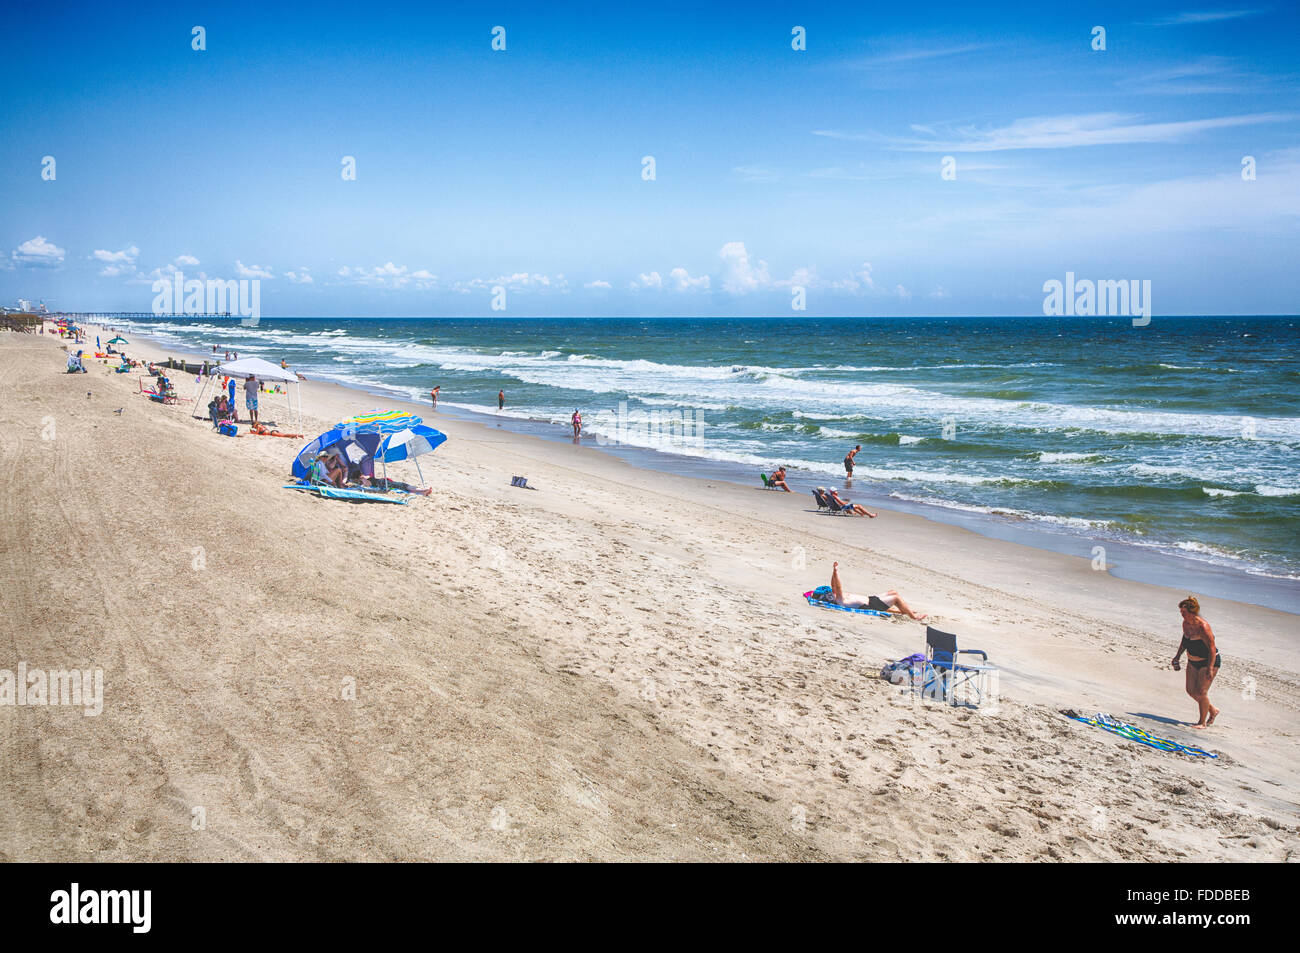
(824, 490, 859, 516)
(812, 487, 830, 511)
(760, 472, 779, 490)
(920, 627, 997, 707)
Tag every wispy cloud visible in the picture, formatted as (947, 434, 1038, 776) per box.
(453, 272, 567, 294)
(337, 262, 436, 289)
(235, 260, 274, 279)
(1145, 9, 1264, 26)
(1117, 56, 1250, 94)
(732, 164, 779, 183)
(869, 111, 1294, 152)
(92, 244, 140, 277)
(845, 43, 988, 68)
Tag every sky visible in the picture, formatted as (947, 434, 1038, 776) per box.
(2, 1, 1298, 317)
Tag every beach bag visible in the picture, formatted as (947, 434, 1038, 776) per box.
(218, 422, 238, 437)
(880, 653, 926, 685)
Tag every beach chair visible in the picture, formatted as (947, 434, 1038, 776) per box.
(824, 490, 858, 516)
(812, 487, 830, 511)
(920, 626, 997, 707)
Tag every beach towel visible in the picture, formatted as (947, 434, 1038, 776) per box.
(282, 483, 409, 504)
(1064, 710, 1217, 758)
(802, 590, 891, 618)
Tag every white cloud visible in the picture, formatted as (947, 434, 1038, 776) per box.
(718, 241, 772, 294)
(336, 263, 437, 289)
(1147, 10, 1262, 26)
(174, 254, 200, 266)
(845, 43, 988, 67)
(13, 236, 65, 267)
(454, 272, 566, 293)
(285, 268, 314, 284)
(92, 245, 139, 263)
(668, 267, 711, 292)
(235, 260, 274, 279)
(880, 112, 1295, 152)
(92, 244, 140, 277)
(584, 279, 612, 289)
(630, 271, 663, 291)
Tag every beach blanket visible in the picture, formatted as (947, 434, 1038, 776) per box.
(802, 590, 891, 618)
(1064, 711, 1217, 758)
(282, 483, 409, 504)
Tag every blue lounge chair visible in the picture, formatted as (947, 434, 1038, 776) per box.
(812, 487, 830, 511)
(920, 627, 997, 707)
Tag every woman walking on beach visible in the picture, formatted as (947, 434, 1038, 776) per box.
(1171, 596, 1220, 728)
(430, 385, 439, 408)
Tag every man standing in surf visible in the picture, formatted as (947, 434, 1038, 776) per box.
(844, 444, 860, 482)
(498, 389, 505, 411)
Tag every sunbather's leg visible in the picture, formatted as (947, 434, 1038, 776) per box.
(830, 562, 845, 604)
(851, 504, 878, 517)
(876, 589, 927, 621)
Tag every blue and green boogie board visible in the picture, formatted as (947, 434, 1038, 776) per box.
(282, 483, 409, 504)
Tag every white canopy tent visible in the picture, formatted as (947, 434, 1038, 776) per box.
(193, 357, 304, 433)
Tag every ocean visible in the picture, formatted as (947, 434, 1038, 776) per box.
(112, 315, 1300, 609)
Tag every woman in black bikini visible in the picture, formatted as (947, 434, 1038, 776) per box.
(1171, 595, 1220, 728)
(828, 561, 927, 621)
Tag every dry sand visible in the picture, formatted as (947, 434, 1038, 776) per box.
(1, 326, 1297, 861)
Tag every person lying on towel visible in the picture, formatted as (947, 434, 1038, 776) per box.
(828, 561, 927, 621)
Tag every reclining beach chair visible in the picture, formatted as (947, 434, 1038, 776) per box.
(812, 487, 830, 511)
(760, 472, 779, 490)
(920, 626, 997, 707)
(824, 490, 859, 516)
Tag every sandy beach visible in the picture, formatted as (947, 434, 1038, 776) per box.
(1, 325, 1297, 862)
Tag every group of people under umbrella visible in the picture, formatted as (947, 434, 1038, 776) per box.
(290, 410, 446, 499)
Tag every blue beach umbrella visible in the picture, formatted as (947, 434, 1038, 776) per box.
(379, 425, 446, 463)
(378, 425, 446, 484)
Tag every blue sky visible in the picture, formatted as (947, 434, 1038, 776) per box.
(2, 1, 1297, 316)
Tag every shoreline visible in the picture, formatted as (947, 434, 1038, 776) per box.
(106, 319, 1299, 615)
(7, 325, 1299, 860)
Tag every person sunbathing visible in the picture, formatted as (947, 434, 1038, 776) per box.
(828, 561, 927, 620)
(768, 466, 792, 492)
(827, 488, 876, 517)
